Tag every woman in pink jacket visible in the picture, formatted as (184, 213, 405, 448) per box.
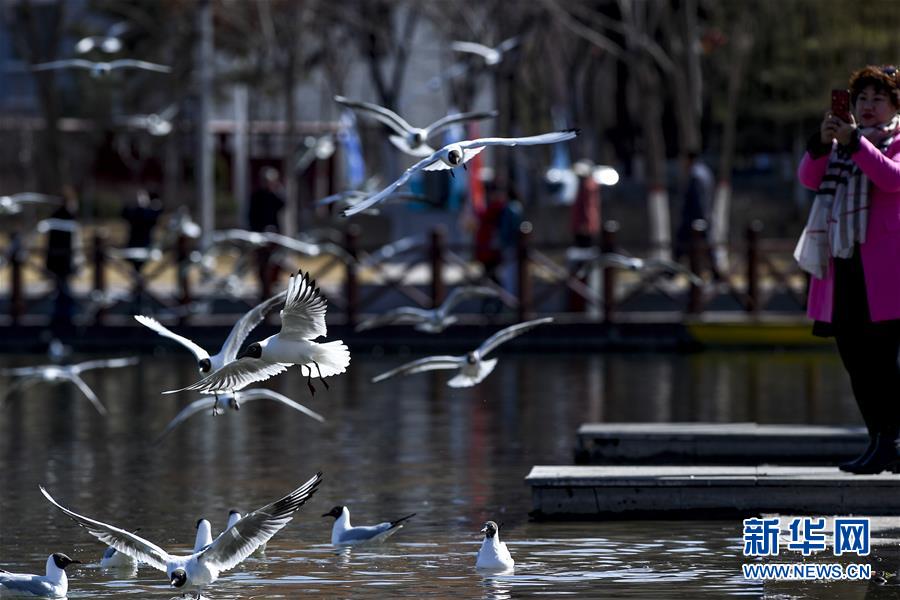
(795, 65, 900, 474)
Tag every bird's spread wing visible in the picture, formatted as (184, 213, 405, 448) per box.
(371, 356, 462, 383)
(355, 307, 431, 332)
(334, 96, 413, 137)
(238, 388, 325, 423)
(424, 110, 498, 139)
(153, 397, 215, 443)
(39, 486, 169, 572)
(65, 374, 108, 416)
(33, 59, 95, 71)
(200, 472, 322, 572)
(459, 129, 579, 151)
(162, 359, 289, 395)
(110, 59, 171, 73)
(477, 317, 554, 357)
(342, 153, 441, 217)
(220, 290, 287, 363)
(279, 271, 328, 341)
(449, 41, 494, 59)
(0, 366, 44, 377)
(10, 193, 60, 205)
(441, 285, 501, 313)
(71, 357, 140, 373)
(135, 315, 210, 363)
(496, 36, 520, 53)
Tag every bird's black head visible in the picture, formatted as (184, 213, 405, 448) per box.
(198, 358, 211, 373)
(52, 553, 80, 570)
(170, 568, 188, 588)
(237, 343, 262, 360)
(322, 505, 344, 519)
(465, 351, 478, 365)
(448, 149, 463, 166)
(411, 131, 423, 145)
(229, 509, 241, 517)
(481, 521, 499, 538)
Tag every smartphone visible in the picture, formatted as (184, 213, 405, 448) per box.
(831, 89, 851, 122)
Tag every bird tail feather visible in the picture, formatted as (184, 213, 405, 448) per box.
(311, 340, 351, 377)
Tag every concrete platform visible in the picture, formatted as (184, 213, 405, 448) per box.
(527, 465, 900, 519)
(574, 422, 868, 465)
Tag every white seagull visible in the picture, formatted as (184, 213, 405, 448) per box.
(75, 21, 129, 54)
(209, 229, 353, 263)
(372, 317, 552, 388)
(476, 521, 514, 572)
(118, 104, 178, 136)
(451, 37, 520, 67)
(335, 96, 497, 157)
(322, 506, 416, 546)
(40, 473, 322, 599)
(342, 130, 579, 217)
(0, 193, 61, 215)
(0, 553, 81, 598)
(154, 388, 325, 444)
(135, 288, 286, 380)
(32, 58, 171, 77)
(163, 270, 350, 397)
(567, 248, 704, 286)
(1, 357, 139, 416)
(356, 285, 502, 333)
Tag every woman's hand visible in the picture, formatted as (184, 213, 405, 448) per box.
(822, 111, 858, 146)
(820, 111, 837, 144)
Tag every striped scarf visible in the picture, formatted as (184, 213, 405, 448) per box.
(794, 114, 900, 278)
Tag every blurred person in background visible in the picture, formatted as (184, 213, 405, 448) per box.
(121, 188, 163, 268)
(248, 166, 285, 301)
(46, 186, 78, 337)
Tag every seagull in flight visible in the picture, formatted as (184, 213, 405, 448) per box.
(567, 248, 704, 286)
(164, 270, 350, 397)
(1, 357, 139, 416)
(342, 130, 579, 217)
(335, 96, 498, 157)
(210, 228, 353, 262)
(118, 104, 178, 136)
(322, 506, 416, 546)
(372, 317, 552, 388)
(451, 37, 520, 67)
(75, 21, 129, 54)
(0, 553, 81, 598)
(154, 388, 325, 444)
(32, 58, 171, 77)
(356, 285, 502, 333)
(476, 521, 514, 572)
(135, 288, 286, 385)
(40, 473, 323, 599)
(0, 193, 61, 215)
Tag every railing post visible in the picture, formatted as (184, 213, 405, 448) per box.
(9, 233, 23, 324)
(687, 219, 707, 314)
(746, 220, 763, 313)
(345, 225, 359, 327)
(517, 221, 533, 321)
(177, 234, 192, 325)
(430, 226, 445, 309)
(92, 232, 106, 325)
(601, 220, 619, 323)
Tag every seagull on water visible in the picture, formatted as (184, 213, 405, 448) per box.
(163, 270, 350, 397)
(356, 285, 502, 333)
(1, 357, 139, 416)
(372, 317, 552, 388)
(0, 193, 61, 215)
(476, 521, 514, 572)
(154, 388, 324, 443)
(0, 553, 81, 598)
(40, 473, 322, 599)
(342, 130, 579, 217)
(32, 58, 171, 77)
(335, 96, 498, 157)
(322, 506, 416, 546)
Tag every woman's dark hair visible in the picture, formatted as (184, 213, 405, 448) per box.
(849, 65, 900, 108)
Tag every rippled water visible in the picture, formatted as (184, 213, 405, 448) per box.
(1, 350, 896, 598)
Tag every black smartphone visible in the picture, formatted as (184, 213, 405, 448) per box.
(831, 89, 851, 122)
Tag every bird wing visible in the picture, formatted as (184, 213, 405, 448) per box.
(441, 285, 501, 314)
(162, 359, 289, 395)
(39, 486, 169, 572)
(359, 235, 421, 268)
(371, 356, 463, 383)
(71, 356, 140, 373)
(10, 193, 60, 205)
(449, 41, 495, 59)
(459, 129, 579, 151)
(109, 59, 171, 73)
(388, 134, 435, 157)
(199, 472, 322, 572)
(334, 96, 413, 136)
(0, 366, 44, 377)
(316, 190, 363, 207)
(134, 315, 210, 363)
(238, 388, 325, 423)
(423, 109, 498, 139)
(338, 523, 393, 543)
(645, 258, 705, 286)
(32, 59, 95, 71)
(355, 307, 431, 332)
(278, 271, 328, 341)
(64, 374, 108, 416)
(153, 397, 215, 443)
(477, 317, 554, 357)
(496, 36, 520, 53)
(342, 152, 441, 217)
(220, 290, 287, 363)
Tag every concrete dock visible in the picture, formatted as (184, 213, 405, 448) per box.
(574, 423, 868, 465)
(526, 465, 900, 519)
